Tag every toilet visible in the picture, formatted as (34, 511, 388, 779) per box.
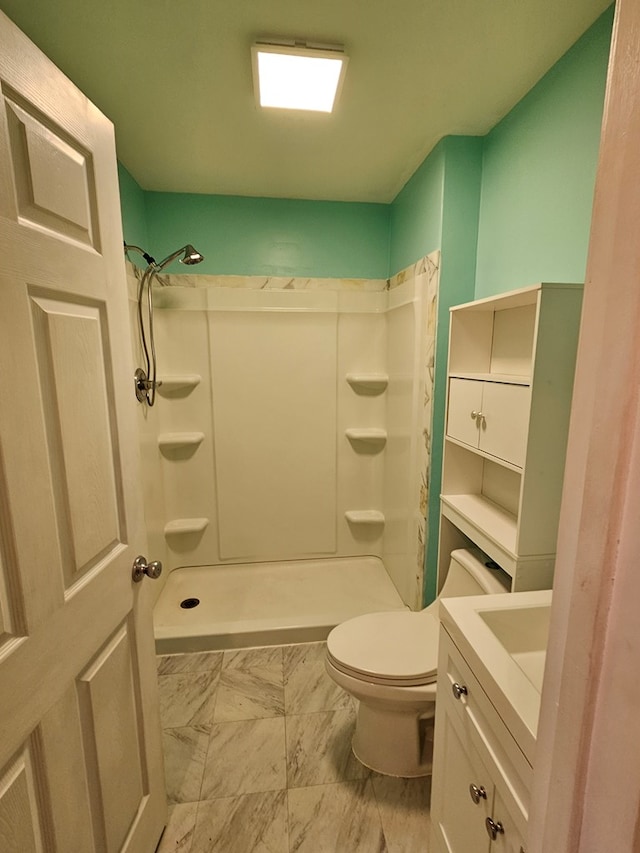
(325, 547, 509, 777)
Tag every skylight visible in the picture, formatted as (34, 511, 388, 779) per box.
(251, 43, 348, 113)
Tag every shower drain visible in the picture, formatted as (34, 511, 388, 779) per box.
(180, 598, 200, 609)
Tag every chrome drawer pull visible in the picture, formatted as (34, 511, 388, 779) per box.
(452, 682, 468, 700)
(469, 783, 487, 804)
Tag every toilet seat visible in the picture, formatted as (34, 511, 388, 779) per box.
(326, 607, 440, 687)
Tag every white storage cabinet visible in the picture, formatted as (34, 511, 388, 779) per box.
(438, 283, 583, 591)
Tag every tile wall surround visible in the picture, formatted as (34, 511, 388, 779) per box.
(157, 642, 432, 852)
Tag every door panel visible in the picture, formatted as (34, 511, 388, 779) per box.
(30, 294, 122, 585)
(480, 383, 530, 468)
(0, 743, 46, 853)
(447, 378, 483, 448)
(78, 622, 146, 853)
(0, 11, 165, 853)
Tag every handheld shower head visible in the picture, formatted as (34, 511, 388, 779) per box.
(156, 244, 204, 272)
(181, 245, 205, 265)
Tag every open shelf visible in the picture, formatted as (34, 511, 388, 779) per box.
(345, 510, 385, 525)
(345, 373, 389, 395)
(345, 428, 387, 451)
(157, 374, 201, 395)
(441, 494, 517, 573)
(158, 432, 205, 450)
(164, 518, 209, 536)
(448, 372, 531, 386)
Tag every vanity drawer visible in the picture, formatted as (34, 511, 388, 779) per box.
(437, 627, 532, 833)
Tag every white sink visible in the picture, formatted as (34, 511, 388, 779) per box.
(439, 589, 552, 764)
(479, 603, 550, 691)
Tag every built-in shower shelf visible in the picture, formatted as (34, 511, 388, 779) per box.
(345, 373, 389, 394)
(158, 432, 205, 451)
(164, 518, 210, 536)
(345, 428, 387, 449)
(158, 374, 201, 394)
(345, 510, 385, 525)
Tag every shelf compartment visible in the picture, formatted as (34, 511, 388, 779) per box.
(164, 518, 209, 536)
(157, 374, 202, 396)
(345, 510, 385, 525)
(158, 432, 205, 450)
(345, 428, 387, 451)
(441, 494, 517, 574)
(448, 372, 531, 386)
(345, 373, 389, 395)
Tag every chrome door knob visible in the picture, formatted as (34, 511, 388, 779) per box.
(452, 682, 468, 700)
(485, 817, 505, 840)
(132, 555, 163, 583)
(469, 783, 487, 804)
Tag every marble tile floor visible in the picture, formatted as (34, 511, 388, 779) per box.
(156, 641, 432, 852)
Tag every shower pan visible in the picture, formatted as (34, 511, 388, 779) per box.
(124, 242, 204, 406)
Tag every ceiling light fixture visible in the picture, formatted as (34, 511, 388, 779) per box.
(251, 41, 348, 113)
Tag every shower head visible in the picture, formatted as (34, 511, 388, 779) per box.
(181, 245, 205, 265)
(155, 244, 205, 272)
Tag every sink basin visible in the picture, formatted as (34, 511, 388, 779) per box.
(479, 604, 551, 691)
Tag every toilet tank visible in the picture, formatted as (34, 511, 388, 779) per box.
(440, 547, 510, 598)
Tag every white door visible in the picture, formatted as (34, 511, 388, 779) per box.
(0, 12, 166, 853)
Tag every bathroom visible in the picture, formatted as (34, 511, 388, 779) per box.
(1, 1, 639, 851)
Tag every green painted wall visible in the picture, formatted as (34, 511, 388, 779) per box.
(117, 162, 148, 259)
(424, 137, 483, 604)
(388, 140, 446, 274)
(143, 192, 390, 279)
(475, 6, 613, 298)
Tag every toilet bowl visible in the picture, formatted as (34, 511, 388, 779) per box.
(325, 547, 509, 777)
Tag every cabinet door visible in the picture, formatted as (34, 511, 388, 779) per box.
(489, 789, 527, 853)
(447, 378, 483, 449)
(479, 382, 530, 468)
(431, 707, 492, 853)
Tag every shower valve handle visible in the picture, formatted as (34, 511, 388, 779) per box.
(132, 555, 163, 583)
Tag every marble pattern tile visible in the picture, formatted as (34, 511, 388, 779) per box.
(158, 670, 220, 728)
(157, 651, 223, 676)
(371, 773, 432, 853)
(283, 642, 353, 715)
(156, 802, 199, 853)
(163, 726, 210, 804)
(285, 708, 367, 788)
(201, 718, 287, 799)
(214, 647, 284, 722)
(190, 790, 288, 853)
(288, 780, 387, 853)
(155, 643, 433, 852)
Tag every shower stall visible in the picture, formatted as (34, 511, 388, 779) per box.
(125, 253, 440, 651)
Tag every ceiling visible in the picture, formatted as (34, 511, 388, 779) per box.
(0, 0, 610, 203)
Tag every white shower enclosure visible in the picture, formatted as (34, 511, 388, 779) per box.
(129, 253, 440, 649)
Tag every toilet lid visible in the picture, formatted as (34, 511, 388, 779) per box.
(326, 609, 440, 686)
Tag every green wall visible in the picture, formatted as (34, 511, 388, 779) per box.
(142, 192, 389, 279)
(118, 163, 148, 258)
(474, 7, 613, 298)
(388, 141, 446, 274)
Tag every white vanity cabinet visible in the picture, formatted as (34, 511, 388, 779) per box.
(439, 283, 583, 591)
(430, 628, 530, 853)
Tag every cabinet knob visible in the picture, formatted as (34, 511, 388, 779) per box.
(485, 817, 505, 840)
(471, 410, 479, 419)
(469, 783, 487, 804)
(452, 682, 468, 700)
